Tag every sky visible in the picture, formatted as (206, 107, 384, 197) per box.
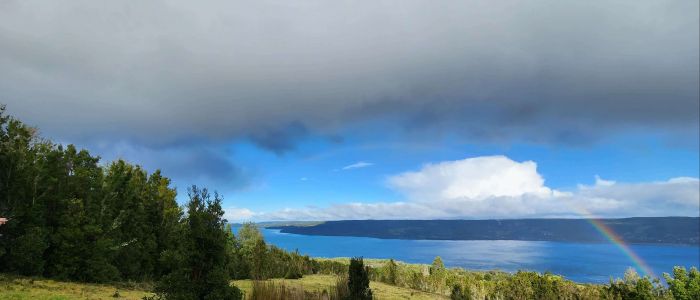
(1, 0, 698, 221)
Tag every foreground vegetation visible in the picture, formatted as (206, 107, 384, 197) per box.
(1, 106, 698, 299)
(0, 273, 152, 300)
(233, 274, 446, 300)
(312, 258, 700, 300)
(2, 264, 699, 300)
(0, 273, 447, 300)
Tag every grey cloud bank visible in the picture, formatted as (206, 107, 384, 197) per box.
(1, 0, 697, 150)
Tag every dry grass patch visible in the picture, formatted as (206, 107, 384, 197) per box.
(233, 274, 447, 300)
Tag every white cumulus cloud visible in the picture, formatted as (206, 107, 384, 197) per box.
(388, 156, 553, 201)
(236, 156, 699, 221)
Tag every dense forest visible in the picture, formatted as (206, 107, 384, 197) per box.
(1, 105, 699, 299)
(273, 218, 700, 244)
(0, 105, 336, 299)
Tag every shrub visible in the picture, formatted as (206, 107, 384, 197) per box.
(248, 279, 350, 300)
(249, 281, 305, 300)
(451, 284, 471, 300)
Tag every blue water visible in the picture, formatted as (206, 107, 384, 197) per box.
(241, 227, 699, 283)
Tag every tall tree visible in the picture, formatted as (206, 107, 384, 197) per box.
(155, 186, 242, 300)
(145, 170, 182, 277)
(348, 257, 373, 300)
(237, 222, 267, 279)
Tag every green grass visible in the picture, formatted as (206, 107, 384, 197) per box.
(233, 275, 448, 300)
(0, 273, 445, 300)
(0, 274, 152, 300)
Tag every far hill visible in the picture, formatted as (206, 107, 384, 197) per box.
(271, 217, 699, 245)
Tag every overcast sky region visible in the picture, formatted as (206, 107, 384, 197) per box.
(1, 1, 698, 221)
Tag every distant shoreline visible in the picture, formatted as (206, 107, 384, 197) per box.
(262, 217, 699, 245)
(266, 229, 700, 247)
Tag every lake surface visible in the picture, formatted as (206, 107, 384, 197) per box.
(237, 226, 699, 283)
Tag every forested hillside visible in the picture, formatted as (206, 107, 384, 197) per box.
(274, 218, 700, 244)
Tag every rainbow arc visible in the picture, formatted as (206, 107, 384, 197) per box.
(575, 207, 655, 278)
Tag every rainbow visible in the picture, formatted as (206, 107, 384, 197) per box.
(576, 207, 655, 278)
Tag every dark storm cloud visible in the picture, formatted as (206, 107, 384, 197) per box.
(1, 0, 698, 150)
(247, 122, 309, 155)
(87, 141, 251, 190)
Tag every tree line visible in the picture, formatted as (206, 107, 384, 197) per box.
(0, 105, 348, 299)
(364, 257, 699, 299)
(1, 105, 181, 282)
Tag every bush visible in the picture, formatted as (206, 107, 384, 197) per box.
(450, 284, 471, 300)
(317, 260, 348, 275)
(334, 276, 351, 299)
(375, 259, 398, 285)
(285, 269, 303, 279)
(249, 281, 305, 300)
(248, 279, 350, 300)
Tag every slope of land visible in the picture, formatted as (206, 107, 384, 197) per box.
(0, 273, 446, 300)
(272, 217, 699, 244)
(0, 273, 153, 300)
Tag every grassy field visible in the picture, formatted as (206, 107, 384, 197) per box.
(233, 275, 448, 300)
(0, 273, 446, 300)
(0, 274, 153, 300)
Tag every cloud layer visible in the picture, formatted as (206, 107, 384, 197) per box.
(2, 1, 697, 203)
(1, 0, 698, 150)
(234, 156, 700, 221)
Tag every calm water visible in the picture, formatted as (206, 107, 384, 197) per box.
(237, 226, 699, 283)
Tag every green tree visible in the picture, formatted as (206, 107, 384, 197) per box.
(145, 170, 182, 277)
(224, 225, 249, 280)
(606, 268, 663, 300)
(42, 145, 118, 282)
(237, 223, 268, 279)
(104, 162, 156, 280)
(155, 186, 241, 300)
(348, 257, 373, 300)
(664, 266, 700, 300)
